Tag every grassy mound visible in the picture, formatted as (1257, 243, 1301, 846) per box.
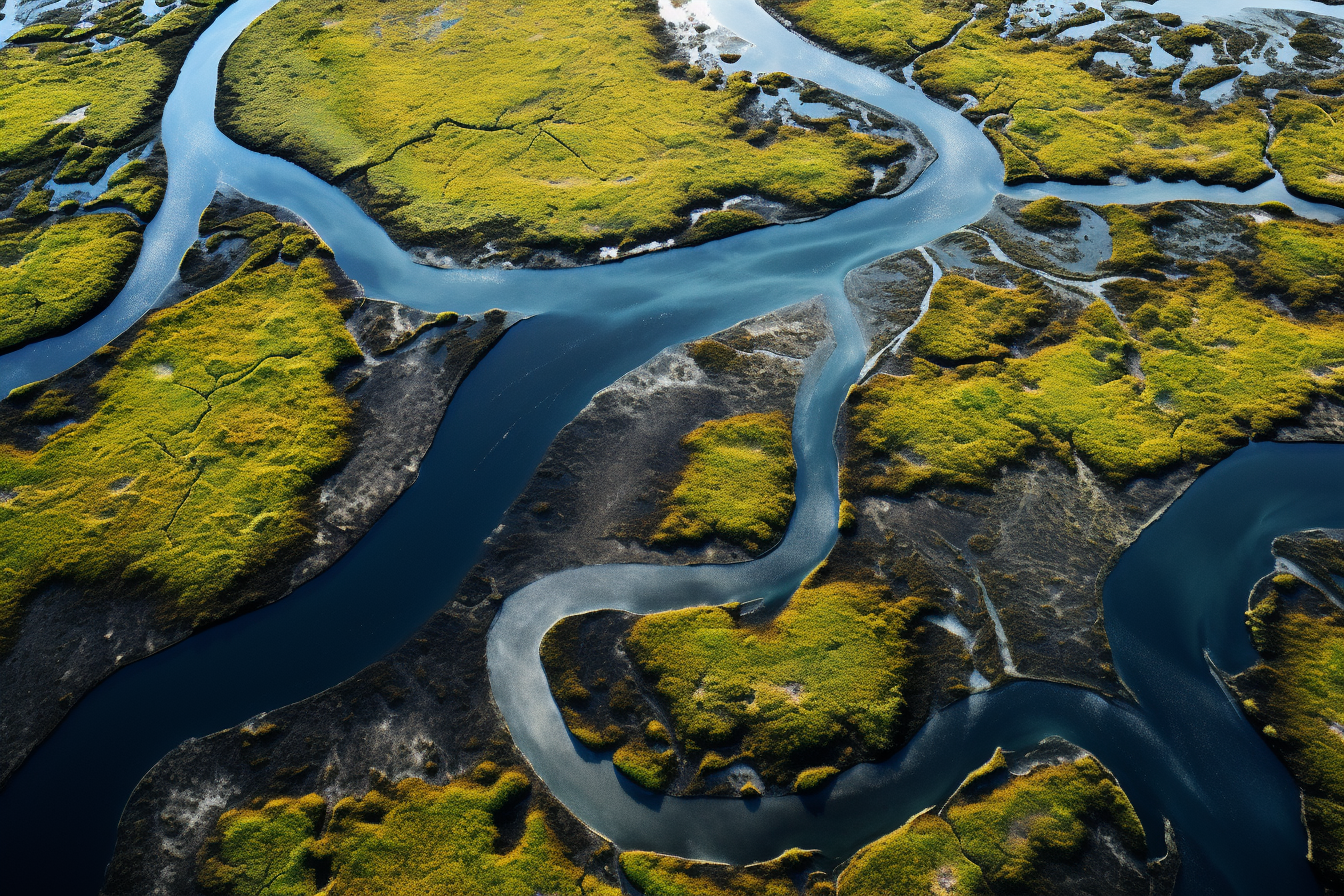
(216, 0, 909, 261)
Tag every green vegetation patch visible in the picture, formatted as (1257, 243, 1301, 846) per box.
(752, 0, 985, 70)
(945, 749, 1145, 893)
(903, 272, 1056, 365)
(846, 223, 1344, 495)
(1236, 574, 1344, 889)
(199, 765, 618, 896)
(0, 213, 142, 353)
(216, 0, 909, 260)
(0, 228, 361, 650)
(620, 848, 815, 896)
(838, 811, 991, 896)
(623, 565, 940, 784)
(650, 411, 796, 554)
(613, 740, 679, 791)
(917, 17, 1271, 188)
(1016, 196, 1080, 232)
(1270, 94, 1344, 208)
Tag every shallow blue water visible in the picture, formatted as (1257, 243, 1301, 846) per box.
(2, 0, 1344, 892)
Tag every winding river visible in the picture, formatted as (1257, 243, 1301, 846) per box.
(4, 0, 1344, 893)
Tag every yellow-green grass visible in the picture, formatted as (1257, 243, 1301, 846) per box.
(0, 235, 361, 651)
(1250, 216, 1344, 308)
(623, 572, 937, 784)
(0, 0, 230, 178)
(846, 250, 1344, 495)
(613, 739, 680, 791)
(199, 766, 618, 896)
(1239, 589, 1344, 886)
(0, 213, 142, 352)
(837, 812, 991, 896)
(216, 0, 908, 259)
(916, 18, 1271, 188)
(753, 0, 988, 70)
(620, 848, 813, 896)
(1097, 203, 1167, 274)
(944, 749, 1145, 893)
(1270, 94, 1344, 208)
(902, 272, 1055, 365)
(650, 411, 796, 554)
(84, 157, 167, 219)
(1017, 196, 1080, 232)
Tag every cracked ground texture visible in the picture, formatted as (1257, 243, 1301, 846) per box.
(216, 0, 912, 262)
(0, 249, 361, 650)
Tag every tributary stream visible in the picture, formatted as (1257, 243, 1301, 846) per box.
(3, 0, 1344, 893)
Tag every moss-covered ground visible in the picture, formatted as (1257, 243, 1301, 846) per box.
(623, 558, 944, 785)
(753, 0, 984, 70)
(0, 0, 217, 351)
(916, 15, 1271, 189)
(943, 749, 1145, 894)
(838, 812, 991, 896)
(0, 214, 361, 651)
(199, 763, 618, 896)
(1270, 93, 1344, 207)
(845, 211, 1344, 496)
(0, 213, 142, 352)
(1235, 561, 1344, 891)
(620, 848, 815, 896)
(650, 411, 796, 554)
(216, 0, 911, 262)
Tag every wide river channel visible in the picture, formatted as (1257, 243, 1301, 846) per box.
(4, 0, 1344, 893)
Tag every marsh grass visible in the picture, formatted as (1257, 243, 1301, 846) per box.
(0, 223, 361, 651)
(0, 213, 142, 352)
(916, 17, 1271, 189)
(217, 0, 908, 260)
(620, 848, 814, 896)
(846, 220, 1344, 496)
(1270, 94, 1344, 207)
(650, 411, 796, 554)
(199, 766, 618, 896)
(624, 569, 938, 784)
(838, 812, 991, 896)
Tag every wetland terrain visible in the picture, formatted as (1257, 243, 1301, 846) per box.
(8, 0, 1344, 894)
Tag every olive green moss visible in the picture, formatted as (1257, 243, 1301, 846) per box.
(650, 411, 796, 554)
(1016, 196, 1080, 232)
(612, 740, 679, 791)
(1236, 579, 1344, 890)
(944, 750, 1145, 893)
(751, 0, 987, 70)
(215, 0, 910, 261)
(0, 219, 361, 651)
(845, 215, 1344, 497)
(620, 848, 815, 896)
(0, 0, 233, 184)
(903, 272, 1056, 366)
(838, 812, 991, 896)
(623, 567, 941, 785)
(915, 15, 1271, 189)
(199, 765, 618, 896)
(1270, 94, 1344, 208)
(0, 213, 142, 353)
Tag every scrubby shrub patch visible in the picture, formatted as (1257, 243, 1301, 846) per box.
(0, 213, 142, 352)
(0, 231, 361, 650)
(650, 411, 796, 554)
(216, 0, 909, 260)
(199, 766, 617, 896)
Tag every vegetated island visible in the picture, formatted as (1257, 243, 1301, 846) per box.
(214, 0, 934, 268)
(0, 0, 236, 353)
(0, 191, 514, 787)
(101, 292, 842, 893)
(757, 0, 1344, 202)
(543, 194, 1344, 797)
(1231, 527, 1344, 893)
